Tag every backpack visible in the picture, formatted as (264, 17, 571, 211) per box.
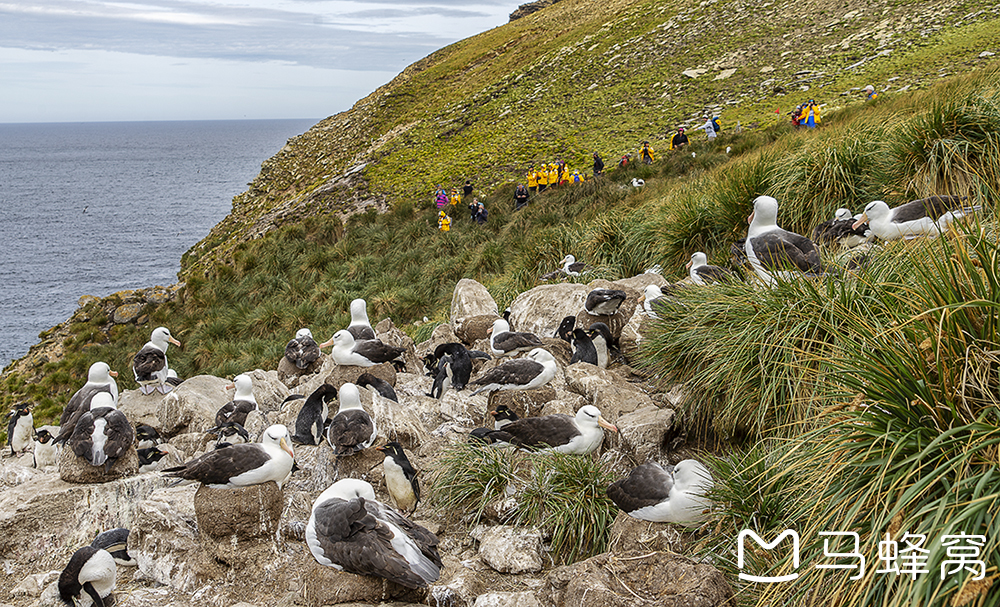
(711, 118, 721, 132)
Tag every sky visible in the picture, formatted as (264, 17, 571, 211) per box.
(0, 0, 520, 123)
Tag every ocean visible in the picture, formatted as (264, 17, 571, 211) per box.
(0, 119, 317, 369)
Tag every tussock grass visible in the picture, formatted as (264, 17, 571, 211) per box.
(430, 442, 619, 564)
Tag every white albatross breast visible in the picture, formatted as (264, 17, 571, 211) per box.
(606, 459, 714, 526)
(853, 196, 975, 241)
(745, 195, 822, 286)
(162, 424, 294, 488)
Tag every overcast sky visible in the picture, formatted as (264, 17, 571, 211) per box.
(1, 0, 519, 123)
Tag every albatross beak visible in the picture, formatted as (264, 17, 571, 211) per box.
(851, 214, 868, 230)
(109, 371, 118, 377)
(637, 295, 645, 305)
(318, 337, 334, 349)
(598, 416, 618, 433)
(747, 211, 755, 225)
(280, 436, 294, 459)
(685, 261, 692, 269)
(224, 383, 234, 392)
(168, 336, 182, 347)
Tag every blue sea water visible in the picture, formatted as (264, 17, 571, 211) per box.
(0, 119, 317, 369)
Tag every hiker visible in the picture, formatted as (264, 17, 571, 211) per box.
(463, 180, 474, 201)
(698, 115, 717, 140)
(472, 200, 488, 225)
(450, 189, 461, 206)
(864, 85, 878, 101)
(670, 128, 689, 150)
(434, 186, 449, 208)
(802, 100, 821, 128)
(468, 197, 480, 221)
(514, 184, 529, 210)
(537, 166, 548, 192)
(593, 152, 604, 176)
(571, 169, 582, 183)
(547, 163, 559, 188)
(618, 154, 630, 168)
(527, 168, 538, 194)
(438, 210, 451, 232)
(639, 141, 655, 164)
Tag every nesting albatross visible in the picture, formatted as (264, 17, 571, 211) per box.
(469, 348, 558, 395)
(67, 392, 134, 473)
(606, 459, 714, 526)
(285, 328, 321, 370)
(488, 318, 543, 357)
(162, 424, 294, 488)
(322, 330, 406, 368)
(306, 478, 442, 588)
(745, 195, 822, 286)
(499, 404, 617, 455)
(132, 327, 181, 395)
(853, 196, 975, 240)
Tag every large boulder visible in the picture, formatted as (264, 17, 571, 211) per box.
(362, 386, 428, 448)
(326, 361, 397, 390)
(563, 363, 656, 421)
(616, 406, 678, 463)
(194, 481, 283, 541)
(608, 511, 684, 553)
(509, 284, 590, 339)
(451, 278, 499, 322)
(612, 272, 670, 293)
(416, 322, 461, 359)
(299, 561, 427, 607)
(486, 387, 557, 423)
(476, 592, 543, 607)
(58, 443, 139, 483)
(471, 525, 544, 574)
(540, 551, 734, 607)
(157, 374, 232, 436)
(454, 314, 501, 345)
(277, 351, 326, 386)
(117, 387, 165, 428)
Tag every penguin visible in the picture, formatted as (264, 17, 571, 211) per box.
(554, 316, 576, 342)
(377, 441, 421, 515)
(135, 424, 161, 450)
(490, 404, 520, 429)
(91, 528, 136, 567)
(137, 443, 182, 473)
(58, 546, 116, 607)
(33, 428, 59, 468)
(292, 384, 338, 446)
(587, 322, 614, 369)
(6, 402, 33, 456)
(357, 373, 398, 402)
(569, 328, 598, 365)
(427, 355, 453, 399)
(212, 421, 251, 448)
(432, 343, 473, 390)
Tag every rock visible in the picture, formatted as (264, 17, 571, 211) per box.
(245, 368, 292, 412)
(113, 303, 143, 324)
(131, 484, 216, 592)
(326, 362, 396, 390)
(616, 406, 677, 463)
(980, 51, 995, 58)
(486, 387, 557, 424)
(362, 387, 428, 448)
(451, 279, 499, 323)
(299, 561, 427, 607)
(59, 443, 139, 483)
(540, 551, 734, 607)
(475, 591, 542, 607)
(563, 364, 654, 420)
(78, 294, 100, 307)
(167, 431, 214, 460)
(10, 570, 59, 597)
(375, 318, 421, 374)
(681, 69, 706, 79)
(611, 272, 669, 293)
(157, 375, 233, 437)
(117, 387, 165, 429)
(509, 284, 590, 339)
(416, 322, 461, 358)
(334, 446, 385, 485)
(454, 314, 501, 345)
(714, 68, 737, 80)
(575, 280, 639, 341)
(538, 337, 573, 368)
(0, 468, 173, 576)
(608, 511, 684, 554)
(283, 443, 338, 493)
(471, 525, 544, 574)
(194, 481, 283, 541)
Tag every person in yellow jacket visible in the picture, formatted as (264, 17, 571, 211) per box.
(803, 99, 821, 128)
(438, 210, 451, 232)
(537, 166, 549, 192)
(450, 189, 461, 206)
(527, 169, 538, 194)
(639, 141, 655, 164)
(547, 163, 559, 188)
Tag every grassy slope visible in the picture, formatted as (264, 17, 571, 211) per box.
(2, 0, 1000, 426)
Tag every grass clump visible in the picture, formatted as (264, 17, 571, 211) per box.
(430, 442, 620, 565)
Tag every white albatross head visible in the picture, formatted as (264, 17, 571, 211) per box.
(90, 392, 117, 410)
(748, 195, 779, 232)
(834, 208, 853, 221)
(316, 478, 378, 505)
(575, 404, 618, 433)
(295, 328, 314, 340)
(149, 327, 181, 352)
(854, 200, 890, 229)
(225, 374, 255, 402)
(337, 383, 363, 412)
(686, 251, 708, 270)
(87, 361, 118, 384)
(261, 423, 294, 459)
(349, 299, 371, 327)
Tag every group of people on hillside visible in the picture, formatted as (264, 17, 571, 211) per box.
(434, 180, 475, 209)
(435, 179, 480, 232)
(790, 100, 822, 129)
(525, 159, 585, 195)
